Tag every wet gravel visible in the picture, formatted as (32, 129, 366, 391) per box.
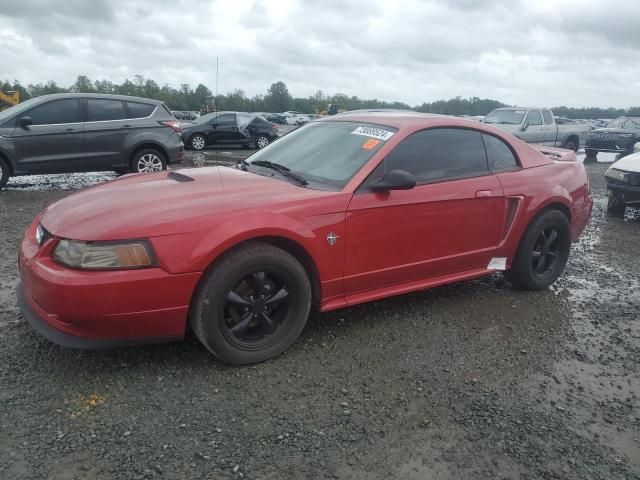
(0, 155, 638, 479)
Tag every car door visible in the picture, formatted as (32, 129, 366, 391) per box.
(540, 109, 557, 145)
(344, 127, 505, 295)
(211, 113, 242, 144)
(83, 98, 132, 169)
(522, 110, 545, 144)
(11, 98, 85, 173)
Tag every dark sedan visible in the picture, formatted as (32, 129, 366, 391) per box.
(182, 112, 279, 150)
(585, 117, 640, 162)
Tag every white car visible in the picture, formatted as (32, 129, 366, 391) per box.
(604, 150, 640, 214)
(282, 111, 307, 126)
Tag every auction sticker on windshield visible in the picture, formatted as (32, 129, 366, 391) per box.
(351, 126, 395, 141)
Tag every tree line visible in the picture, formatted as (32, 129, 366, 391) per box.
(2, 75, 639, 119)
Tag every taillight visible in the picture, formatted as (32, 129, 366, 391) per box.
(160, 120, 181, 133)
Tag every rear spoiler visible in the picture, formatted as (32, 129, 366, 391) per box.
(533, 145, 577, 162)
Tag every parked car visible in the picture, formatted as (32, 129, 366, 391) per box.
(253, 112, 287, 124)
(0, 93, 184, 187)
(483, 107, 591, 151)
(282, 111, 308, 126)
(584, 117, 640, 162)
(171, 110, 200, 121)
(604, 151, 640, 214)
(182, 111, 278, 150)
(17, 113, 592, 364)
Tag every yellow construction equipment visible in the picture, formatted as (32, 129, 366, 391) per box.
(0, 90, 20, 110)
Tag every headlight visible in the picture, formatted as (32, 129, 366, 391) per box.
(53, 239, 155, 269)
(605, 168, 627, 182)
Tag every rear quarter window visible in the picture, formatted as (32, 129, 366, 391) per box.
(126, 102, 155, 118)
(482, 134, 519, 171)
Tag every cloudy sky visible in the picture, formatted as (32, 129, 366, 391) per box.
(1, 0, 639, 107)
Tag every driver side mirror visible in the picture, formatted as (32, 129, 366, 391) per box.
(521, 121, 529, 131)
(19, 116, 33, 129)
(370, 169, 417, 192)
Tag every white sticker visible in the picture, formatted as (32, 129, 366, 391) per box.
(487, 257, 507, 270)
(351, 126, 395, 141)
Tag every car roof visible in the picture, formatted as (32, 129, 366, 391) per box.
(492, 107, 549, 111)
(319, 110, 454, 129)
(31, 93, 165, 105)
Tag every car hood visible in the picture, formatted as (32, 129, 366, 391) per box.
(40, 167, 336, 241)
(589, 128, 634, 135)
(611, 152, 640, 173)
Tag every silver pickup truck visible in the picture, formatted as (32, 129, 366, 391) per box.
(482, 107, 591, 152)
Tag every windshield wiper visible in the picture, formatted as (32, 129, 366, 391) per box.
(250, 160, 308, 186)
(237, 159, 249, 171)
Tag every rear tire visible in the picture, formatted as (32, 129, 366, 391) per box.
(131, 149, 167, 173)
(190, 242, 311, 365)
(505, 209, 571, 290)
(563, 138, 578, 152)
(0, 157, 10, 189)
(607, 190, 626, 215)
(255, 135, 270, 149)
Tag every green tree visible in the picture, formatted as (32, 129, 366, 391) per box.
(71, 75, 95, 93)
(265, 81, 293, 112)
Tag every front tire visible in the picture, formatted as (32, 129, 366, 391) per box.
(131, 149, 167, 173)
(0, 157, 10, 189)
(255, 135, 270, 149)
(607, 190, 626, 215)
(190, 242, 311, 365)
(190, 134, 206, 150)
(584, 149, 598, 163)
(505, 209, 571, 290)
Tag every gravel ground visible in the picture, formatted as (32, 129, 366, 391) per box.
(0, 153, 638, 479)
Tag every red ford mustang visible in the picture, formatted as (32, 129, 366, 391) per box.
(18, 112, 592, 364)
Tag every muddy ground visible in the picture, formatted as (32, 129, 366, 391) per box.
(0, 152, 638, 479)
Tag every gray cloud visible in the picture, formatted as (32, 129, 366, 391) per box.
(1, 0, 639, 107)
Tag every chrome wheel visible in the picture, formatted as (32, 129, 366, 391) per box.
(256, 136, 269, 149)
(191, 135, 206, 150)
(136, 153, 164, 173)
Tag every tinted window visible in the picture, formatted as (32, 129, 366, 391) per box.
(87, 99, 127, 122)
(526, 110, 542, 126)
(542, 110, 553, 125)
(483, 134, 518, 171)
(216, 114, 236, 127)
(126, 101, 155, 118)
(25, 99, 81, 125)
(384, 128, 488, 183)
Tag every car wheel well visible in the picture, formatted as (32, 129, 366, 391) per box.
(194, 237, 322, 311)
(542, 202, 571, 223)
(130, 143, 168, 163)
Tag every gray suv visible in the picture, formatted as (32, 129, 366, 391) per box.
(0, 93, 184, 188)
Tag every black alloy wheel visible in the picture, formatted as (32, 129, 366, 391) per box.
(531, 227, 561, 278)
(506, 209, 571, 290)
(222, 269, 293, 350)
(190, 242, 311, 364)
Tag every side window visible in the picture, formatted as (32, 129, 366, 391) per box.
(25, 99, 81, 125)
(216, 114, 236, 127)
(542, 110, 553, 125)
(125, 102, 155, 118)
(384, 128, 488, 183)
(87, 99, 127, 122)
(526, 110, 543, 126)
(483, 134, 518, 171)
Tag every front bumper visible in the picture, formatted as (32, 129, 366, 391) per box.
(606, 180, 640, 204)
(18, 221, 201, 348)
(585, 139, 635, 153)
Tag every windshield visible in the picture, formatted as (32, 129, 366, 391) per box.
(246, 121, 395, 190)
(605, 117, 640, 129)
(0, 96, 43, 122)
(483, 109, 526, 125)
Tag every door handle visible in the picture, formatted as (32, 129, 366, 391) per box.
(475, 190, 494, 198)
